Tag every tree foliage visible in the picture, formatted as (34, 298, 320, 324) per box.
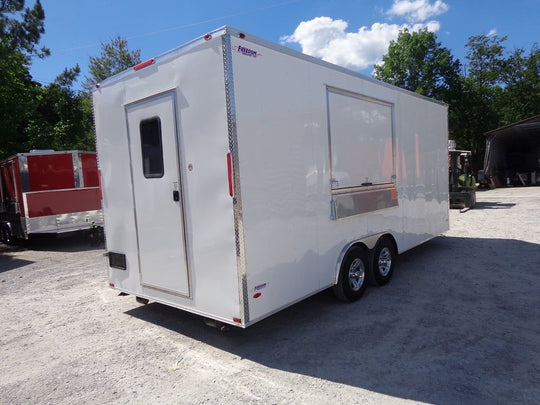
(374, 30, 540, 167)
(0, 0, 49, 59)
(0, 10, 140, 159)
(25, 66, 95, 152)
(0, 0, 48, 158)
(83, 36, 141, 90)
(0, 3, 537, 171)
(373, 28, 461, 101)
(457, 35, 540, 161)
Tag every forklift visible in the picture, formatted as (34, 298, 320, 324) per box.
(449, 148, 476, 209)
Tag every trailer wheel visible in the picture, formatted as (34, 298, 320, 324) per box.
(333, 246, 368, 302)
(368, 236, 396, 286)
(1, 224, 14, 245)
(136, 296, 149, 305)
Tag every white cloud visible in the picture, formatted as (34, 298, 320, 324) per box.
(282, 16, 441, 71)
(387, 0, 449, 22)
(487, 28, 497, 36)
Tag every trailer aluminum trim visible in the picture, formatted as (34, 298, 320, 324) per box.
(73, 151, 83, 188)
(25, 209, 103, 234)
(222, 34, 249, 323)
(18, 155, 30, 193)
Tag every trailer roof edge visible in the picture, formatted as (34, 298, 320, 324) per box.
(93, 25, 447, 107)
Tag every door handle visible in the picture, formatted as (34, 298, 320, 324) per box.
(173, 190, 180, 202)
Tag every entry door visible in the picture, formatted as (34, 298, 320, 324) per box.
(126, 92, 190, 297)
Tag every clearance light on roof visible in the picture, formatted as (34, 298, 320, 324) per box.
(204, 33, 212, 41)
(238, 33, 246, 39)
(133, 58, 155, 71)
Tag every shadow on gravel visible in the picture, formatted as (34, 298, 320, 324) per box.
(474, 201, 516, 209)
(0, 255, 34, 273)
(2, 232, 105, 253)
(125, 235, 540, 405)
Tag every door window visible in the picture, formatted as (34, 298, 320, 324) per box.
(140, 117, 164, 178)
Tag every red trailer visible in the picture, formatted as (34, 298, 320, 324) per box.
(0, 150, 103, 244)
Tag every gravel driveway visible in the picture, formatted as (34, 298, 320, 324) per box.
(1, 187, 539, 404)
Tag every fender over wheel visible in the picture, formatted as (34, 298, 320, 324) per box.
(368, 236, 396, 286)
(333, 245, 368, 302)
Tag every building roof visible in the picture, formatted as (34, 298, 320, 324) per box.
(484, 114, 540, 137)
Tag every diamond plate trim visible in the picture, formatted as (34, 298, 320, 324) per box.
(222, 34, 249, 324)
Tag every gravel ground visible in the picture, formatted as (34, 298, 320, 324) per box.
(1, 187, 539, 405)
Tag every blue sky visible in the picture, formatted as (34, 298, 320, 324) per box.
(30, 0, 539, 88)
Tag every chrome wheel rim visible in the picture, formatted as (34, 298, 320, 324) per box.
(378, 247, 392, 277)
(348, 258, 365, 291)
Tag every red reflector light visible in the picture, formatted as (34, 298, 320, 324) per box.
(233, 317, 242, 323)
(109, 283, 115, 288)
(253, 292, 261, 299)
(239, 33, 245, 39)
(227, 152, 233, 197)
(204, 34, 212, 41)
(133, 58, 155, 71)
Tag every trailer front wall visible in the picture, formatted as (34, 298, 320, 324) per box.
(1, 151, 104, 238)
(27, 153, 74, 191)
(229, 35, 448, 324)
(93, 38, 241, 324)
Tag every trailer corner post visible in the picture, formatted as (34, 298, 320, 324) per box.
(222, 32, 249, 325)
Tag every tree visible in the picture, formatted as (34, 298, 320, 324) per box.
(498, 44, 540, 125)
(373, 28, 463, 146)
(459, 35, 540, 163)
(0, 0, 49, 59)
(0, 0, 48, 159)
(26, 66, 95, 152)
(83, 36, 141, 90)
(373, 28, 461, 101)
(375, 30, 539, 170)
(465, 34, 507, 88)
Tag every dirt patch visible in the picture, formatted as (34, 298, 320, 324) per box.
(1, 188, 539, 404)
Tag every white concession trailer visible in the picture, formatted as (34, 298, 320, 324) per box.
(92, 26, 449, 328)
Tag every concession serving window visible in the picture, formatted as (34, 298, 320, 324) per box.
(326, 86, 398, 219)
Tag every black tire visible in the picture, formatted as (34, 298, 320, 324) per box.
(368, 236, 396, 286)
(333, 245, 368, 302)
(136, 296, 149, 305)
(1, 225, 14, 245)
(469, 190, 476, 208)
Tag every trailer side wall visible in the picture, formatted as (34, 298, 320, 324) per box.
(229, 36, 448, 323)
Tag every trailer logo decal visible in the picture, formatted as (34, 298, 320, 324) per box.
(252, 283, 267, 299)
(234, 45, 261, 58)
(253, 283, 267, 291)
